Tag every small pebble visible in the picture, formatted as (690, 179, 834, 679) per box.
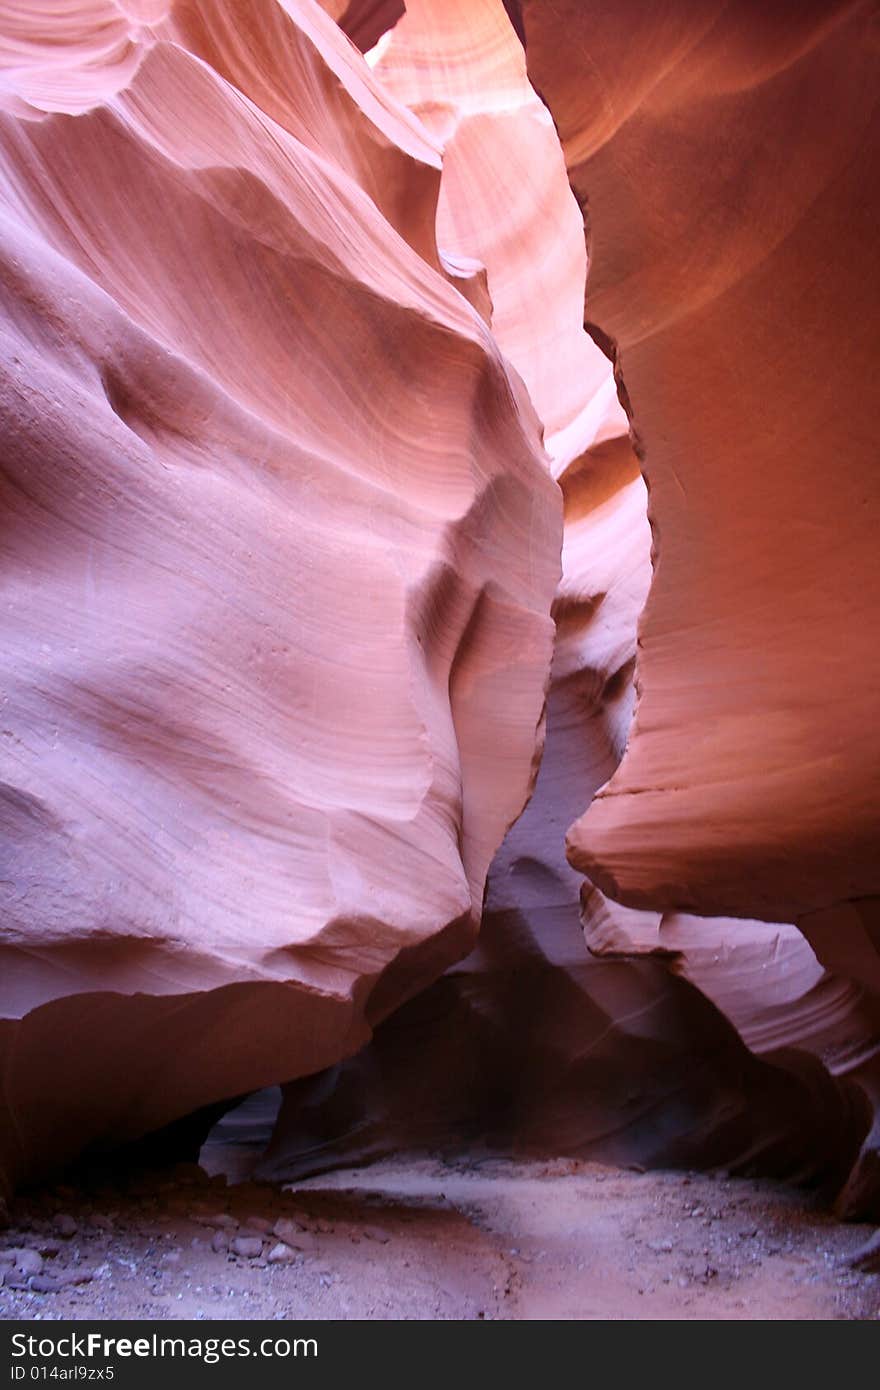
(30, 1276, 61, 1295)
(15, 1249, 43, 1277)
(273, 1219, 318, 1252)
(231, 1237, 263, 1260)
(363, 1227, 391, 1245)
(266, 1243, 296, 1265)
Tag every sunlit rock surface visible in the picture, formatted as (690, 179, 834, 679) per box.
(261, 0, 874, 1197)
(516, 0, 880, 927)
(2, 0, 877, 1209)
(516, 0, 880, 1207)
(0, 0, 560, 1195)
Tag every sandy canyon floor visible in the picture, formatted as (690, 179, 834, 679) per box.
(1, 1154, 879, 1322)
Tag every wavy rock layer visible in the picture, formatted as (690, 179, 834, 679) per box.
(3, 0, 876, 1206)
(259, 620, 870, 1192)
(0, 0, 560, 1196)
(260, 0, 873, 1194)
(514, 0, 880, 1207)
(516, 0, 880, 927)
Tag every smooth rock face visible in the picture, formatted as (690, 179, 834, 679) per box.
(2, 0, 877, 1208)
(258, 678, 871, 1191)
(328, 1, 404, 53)
(0, 0, 560, 1194)
(373, 0, 630, 477)
(259, 0, 874, 1195)
(517, 0, 880, 927)
(517, 0, 880, 1204)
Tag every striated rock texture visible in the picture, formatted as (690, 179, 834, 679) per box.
(326, 0, 404, 54)
(371, 0, 630, 478)
(581, 889, 880, 1216)
(2, 0, 877, 1208)
(517, 0, 880, 1207)
(516, 0, 880, 929)
(0, 0, 560, 1196)
(259, 641, 871, 1192)
(259, 0, 873, 1196)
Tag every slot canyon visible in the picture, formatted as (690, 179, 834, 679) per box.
(0, 0, 878, 1322)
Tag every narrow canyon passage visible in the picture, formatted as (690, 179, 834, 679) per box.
(261, 0, 880, 1216)
(0, 0, 878, 1323)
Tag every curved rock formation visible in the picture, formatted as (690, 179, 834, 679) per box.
(323, 0, 404, 53)
(260, 0, 875, 1197)
(3, 0, 877, 1214)
(372, 0, 628, 477)
(258, 594, 871, 1192)
(0, 0, 560, 1196)
(516, 0, 880, 930)
(517, 0, 880, 1207)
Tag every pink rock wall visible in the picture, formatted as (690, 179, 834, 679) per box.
(1, 0, 877, 1207)
(518, 0, 880, 928)
(0, 0, 559, 1195)
(260, 0, 876, 1202)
